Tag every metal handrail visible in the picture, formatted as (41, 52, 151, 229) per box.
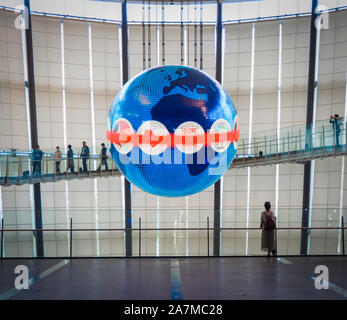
(1, 124, 346, 186)
(1, 222, 345, 258)
(0, 226, 346, 232)
(0, 125, 344, 160)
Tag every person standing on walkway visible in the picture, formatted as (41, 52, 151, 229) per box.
(54, 146, 62, 173)
(97, 143, 108, 171)
(32, 145, 43, 175)
(260, 201, 277, 258)
(330, 114, 342, 147)
(80, 141, 90, 172)
(67, 144, 75, 173)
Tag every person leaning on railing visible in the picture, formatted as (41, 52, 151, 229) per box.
(54, 146, 62, 173)
(330, 114, 342, 148)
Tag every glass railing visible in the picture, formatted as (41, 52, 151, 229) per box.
(236, 118, 347, 161)
(1, 207, 346, 258)
(0, 147, 119, 185)
(1, 119, 346, 185)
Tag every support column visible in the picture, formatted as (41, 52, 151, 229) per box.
(121, 0, 132, 257)
(213, 0, 222, 256)
(301, 0, 318, 255)
(24, 0, 43, 257)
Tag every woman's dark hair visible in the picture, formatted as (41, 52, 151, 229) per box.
(68, 144, 72, 149)
(264, 201, 271, 211)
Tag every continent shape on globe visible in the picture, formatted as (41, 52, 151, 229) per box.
(107, 65, 239, 197)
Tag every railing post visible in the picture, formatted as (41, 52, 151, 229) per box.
(42, 156, 45, 183)
(253, 137, 256, 165)
(17, 156, 22, 185)
(70, 217, 72, 259)
(295, 133, 298, 153)
(139, 217, 141, 257)
(342, 216, 345, 256)
(65, 156, 68, 179)
(264, 136, 267, 163)
(1, 218, 4, 259)
(207, 217, 210, 257)
(310, 125, 313, 154)
(282, 135, 285, 154)
(88, 156, 91, 177)
(53, 155, 56, 177)
(30, 155, 33, 184)
(276, 133, 279, 161)
(100, 154, 103, 177)
(299, 129, 303, 160)
(344, 121, 347, 151)
(77, 156, 80, 177)
(322, 124, 325, 154)
(334, 126, 337, 157)
(287, 131, 290, 158)
(242, 139, 245, 167)
(4, 155, 9, 185)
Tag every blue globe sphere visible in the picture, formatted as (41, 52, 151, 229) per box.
(108, 66, 239, 197)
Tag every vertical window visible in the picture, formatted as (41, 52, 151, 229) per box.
(307, 20, 321, 253)
(338, 72, 347, 254)
(88, 22, 100, 256)
(60, 20, 71, 246)
(275, 20, 282, 217)
(245, 22, 255, 256)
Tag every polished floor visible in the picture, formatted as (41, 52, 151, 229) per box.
(0, 257, 346, 300)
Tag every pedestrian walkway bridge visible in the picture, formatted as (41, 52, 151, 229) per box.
(0, 119, 346, 187)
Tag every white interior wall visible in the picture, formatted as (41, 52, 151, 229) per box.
(310, 11, 347, 254)
(0, 10, 34, 257)
(0, 10, 27, 150)
(33, 16, 123, 257)
(0, 7, 347, 256)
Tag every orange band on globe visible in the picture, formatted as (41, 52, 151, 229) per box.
(107, 128, 240, 148)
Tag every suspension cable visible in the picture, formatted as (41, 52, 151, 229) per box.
(148, 0, 151, 68)
(187, 0, 190, 66)
(181, 0, 184, 65)
(200, 0, 203, 70)
(142, 1, 146, 70)
(194, 0, 198, 68)
(161, 0, 165, 65)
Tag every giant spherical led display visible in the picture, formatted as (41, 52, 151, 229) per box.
(107, 65, 239, 197)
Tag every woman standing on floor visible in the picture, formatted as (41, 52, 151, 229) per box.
(261, 201, 277, 258)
